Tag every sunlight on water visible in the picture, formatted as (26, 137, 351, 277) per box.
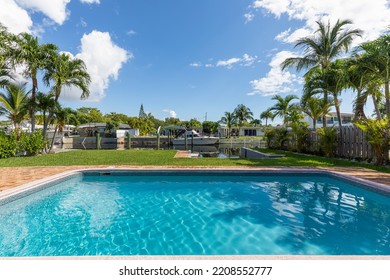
(0, 173, 389, 256)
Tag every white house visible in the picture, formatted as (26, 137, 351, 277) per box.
(304, 112, 354, 129)
(218, 126, 264, 137)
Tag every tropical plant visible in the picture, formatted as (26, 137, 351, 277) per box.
(0, 83, 29, 134)
(42, 52, 90, 141)
(290, 123, 311, 152)
(13, 33, 58, 132)
(260, 109, 274, 126)
(301, 97, 332, 130)
(317, 127, 338, 157)
(233, 104, 253, 126)
(269, 94, 298, 127)
(219, 111, 236, 138)
(281, 19, 362, 126)
(355, 118, 389, 165)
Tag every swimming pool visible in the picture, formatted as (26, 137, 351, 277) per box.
(0, 169, 389, 256)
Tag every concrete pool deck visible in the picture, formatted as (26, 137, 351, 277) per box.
(0, 165, 389, 192)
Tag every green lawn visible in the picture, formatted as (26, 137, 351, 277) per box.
(0, 149, 389, 173)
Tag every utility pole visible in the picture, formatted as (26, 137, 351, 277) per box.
(205, 112, 207, 122)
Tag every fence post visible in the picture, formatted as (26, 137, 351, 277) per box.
(127, 133, 131, 149)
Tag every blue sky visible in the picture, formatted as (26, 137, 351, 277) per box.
(2, 0, 390, 122)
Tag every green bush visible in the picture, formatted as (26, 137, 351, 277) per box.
(19, 130, 47, 156)
(264, 127, 289, 149)
(291, 123, 310, 152)
(0, 131, 18, 158)
(317, 127, 337, 157)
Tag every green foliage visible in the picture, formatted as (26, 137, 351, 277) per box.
(202, 121, 219, 135)
(127, 117, 155, 136)
(317, 127, 337, 157)
(264, 127, 289, 149)
(19, 130, 47, 156)
(0, 131, 17, 158)
(355, 118, 389, 165)
(290, 123, 310, 152)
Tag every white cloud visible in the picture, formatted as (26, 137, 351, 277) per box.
(244, 12, 254, 23)
(249, 51, 302, 96)
(126, 30, 136, 37)
(216, 57, 241, 69)
(15, 0, 71, 25)
(61, 31, 131, 102)
(252, 0, 390, 43)
(80, 0, 100, 3)
(190, 62, 202, 68)
(0, 0, 33, 33)
(194, 54, 258, 69)
(163, 109, 177, 118)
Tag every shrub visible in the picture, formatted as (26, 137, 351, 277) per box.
(264, 127, 289, 149)
(0, 131, 18, 158)
(19, 130, 47, 156)
(317, 127, 337, 157)
(290, 123, 310, 152)
(355, 118, 389, 165)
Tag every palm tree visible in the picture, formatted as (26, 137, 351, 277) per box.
(233, 104, 253, 126)
(260, 109, 274, 126)
(219, 111, 236, 137)
(36, 92, 57, 129)
(281, 19, 362, 126)
(269, 94, 298, 127)
(14, 33, 58, 132)
(301, 97, 332, 130)
(42, 52, 91, 140)
(356, 35, 390, 120)
(0, 83, 29, 133)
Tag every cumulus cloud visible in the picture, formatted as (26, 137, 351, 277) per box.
(61, 31, 131, 102)
(163, 109, 177, 118)
(252, 0, 390, 43)
(15, 0, 71, 25)
(0, 0, 33, 33)
(249, 51, 302, 96)
(0, 0, 101, 34)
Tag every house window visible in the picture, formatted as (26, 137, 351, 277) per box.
(244, 129, 257, 136)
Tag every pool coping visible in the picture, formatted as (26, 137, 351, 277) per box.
(1, 167, 390, 203)
(1, 167, 390, 259)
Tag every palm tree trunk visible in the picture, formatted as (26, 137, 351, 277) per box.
(322, 91, 328, 128)
(334, 94, 343, 156)
(372, 94, 382, 120)
(353, 90, 367, 121)
(49, 125, 58, 153)
(30, 76, 38, 132)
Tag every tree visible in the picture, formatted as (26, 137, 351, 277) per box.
(42, 52, 90, 141)
(269, 94, 298, 127)
(281, 19, 362, 126)
(233, 104, 253, 126)
(139, 104, 147, 119)
(0, 83, 29, 134)
(260, 109, 274, 126)
(301, 97, 332, 130)
(202, 121, 219, 135)
(219, 111, 236, 138)
(14, 33, 58, 132)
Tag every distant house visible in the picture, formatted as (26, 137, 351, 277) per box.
(304, 112, 354, 129)
(78, 122, 131, 137)
(218, 126, 264, 137)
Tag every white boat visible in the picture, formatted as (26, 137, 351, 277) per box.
(172, 130, 219, 146)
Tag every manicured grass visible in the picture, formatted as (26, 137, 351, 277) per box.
(0, 149, 389, 173)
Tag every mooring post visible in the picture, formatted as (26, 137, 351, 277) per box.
(96, 133, 101, 150)
(184, 132, 188, 150)
(127, 133, 131, 149)
(191, 131, 194, 151)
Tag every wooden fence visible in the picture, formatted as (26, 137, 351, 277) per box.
(289, 126, 373, 161)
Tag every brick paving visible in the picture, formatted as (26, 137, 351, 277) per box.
(0, 165, 389, 192)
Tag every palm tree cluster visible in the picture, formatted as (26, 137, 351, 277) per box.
(219, 104, 257, 137)
(0, 24, 91, 151)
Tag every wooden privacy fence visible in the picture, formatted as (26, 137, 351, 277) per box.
(289, 126, 373, 161)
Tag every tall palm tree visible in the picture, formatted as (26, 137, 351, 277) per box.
(0, 83, 29, 133)
(281, 19, 362, 126)
(14, 33, 58, 132)
(233, 104, 253, 126)
(260, 109, 274, 126)
(42, 52, 91, 140)
(269, 94, 298, 127)
(219, 111, 236, 138)
(356, 35, 390, 120)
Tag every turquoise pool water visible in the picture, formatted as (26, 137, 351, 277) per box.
(0, 171, 389, 256)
